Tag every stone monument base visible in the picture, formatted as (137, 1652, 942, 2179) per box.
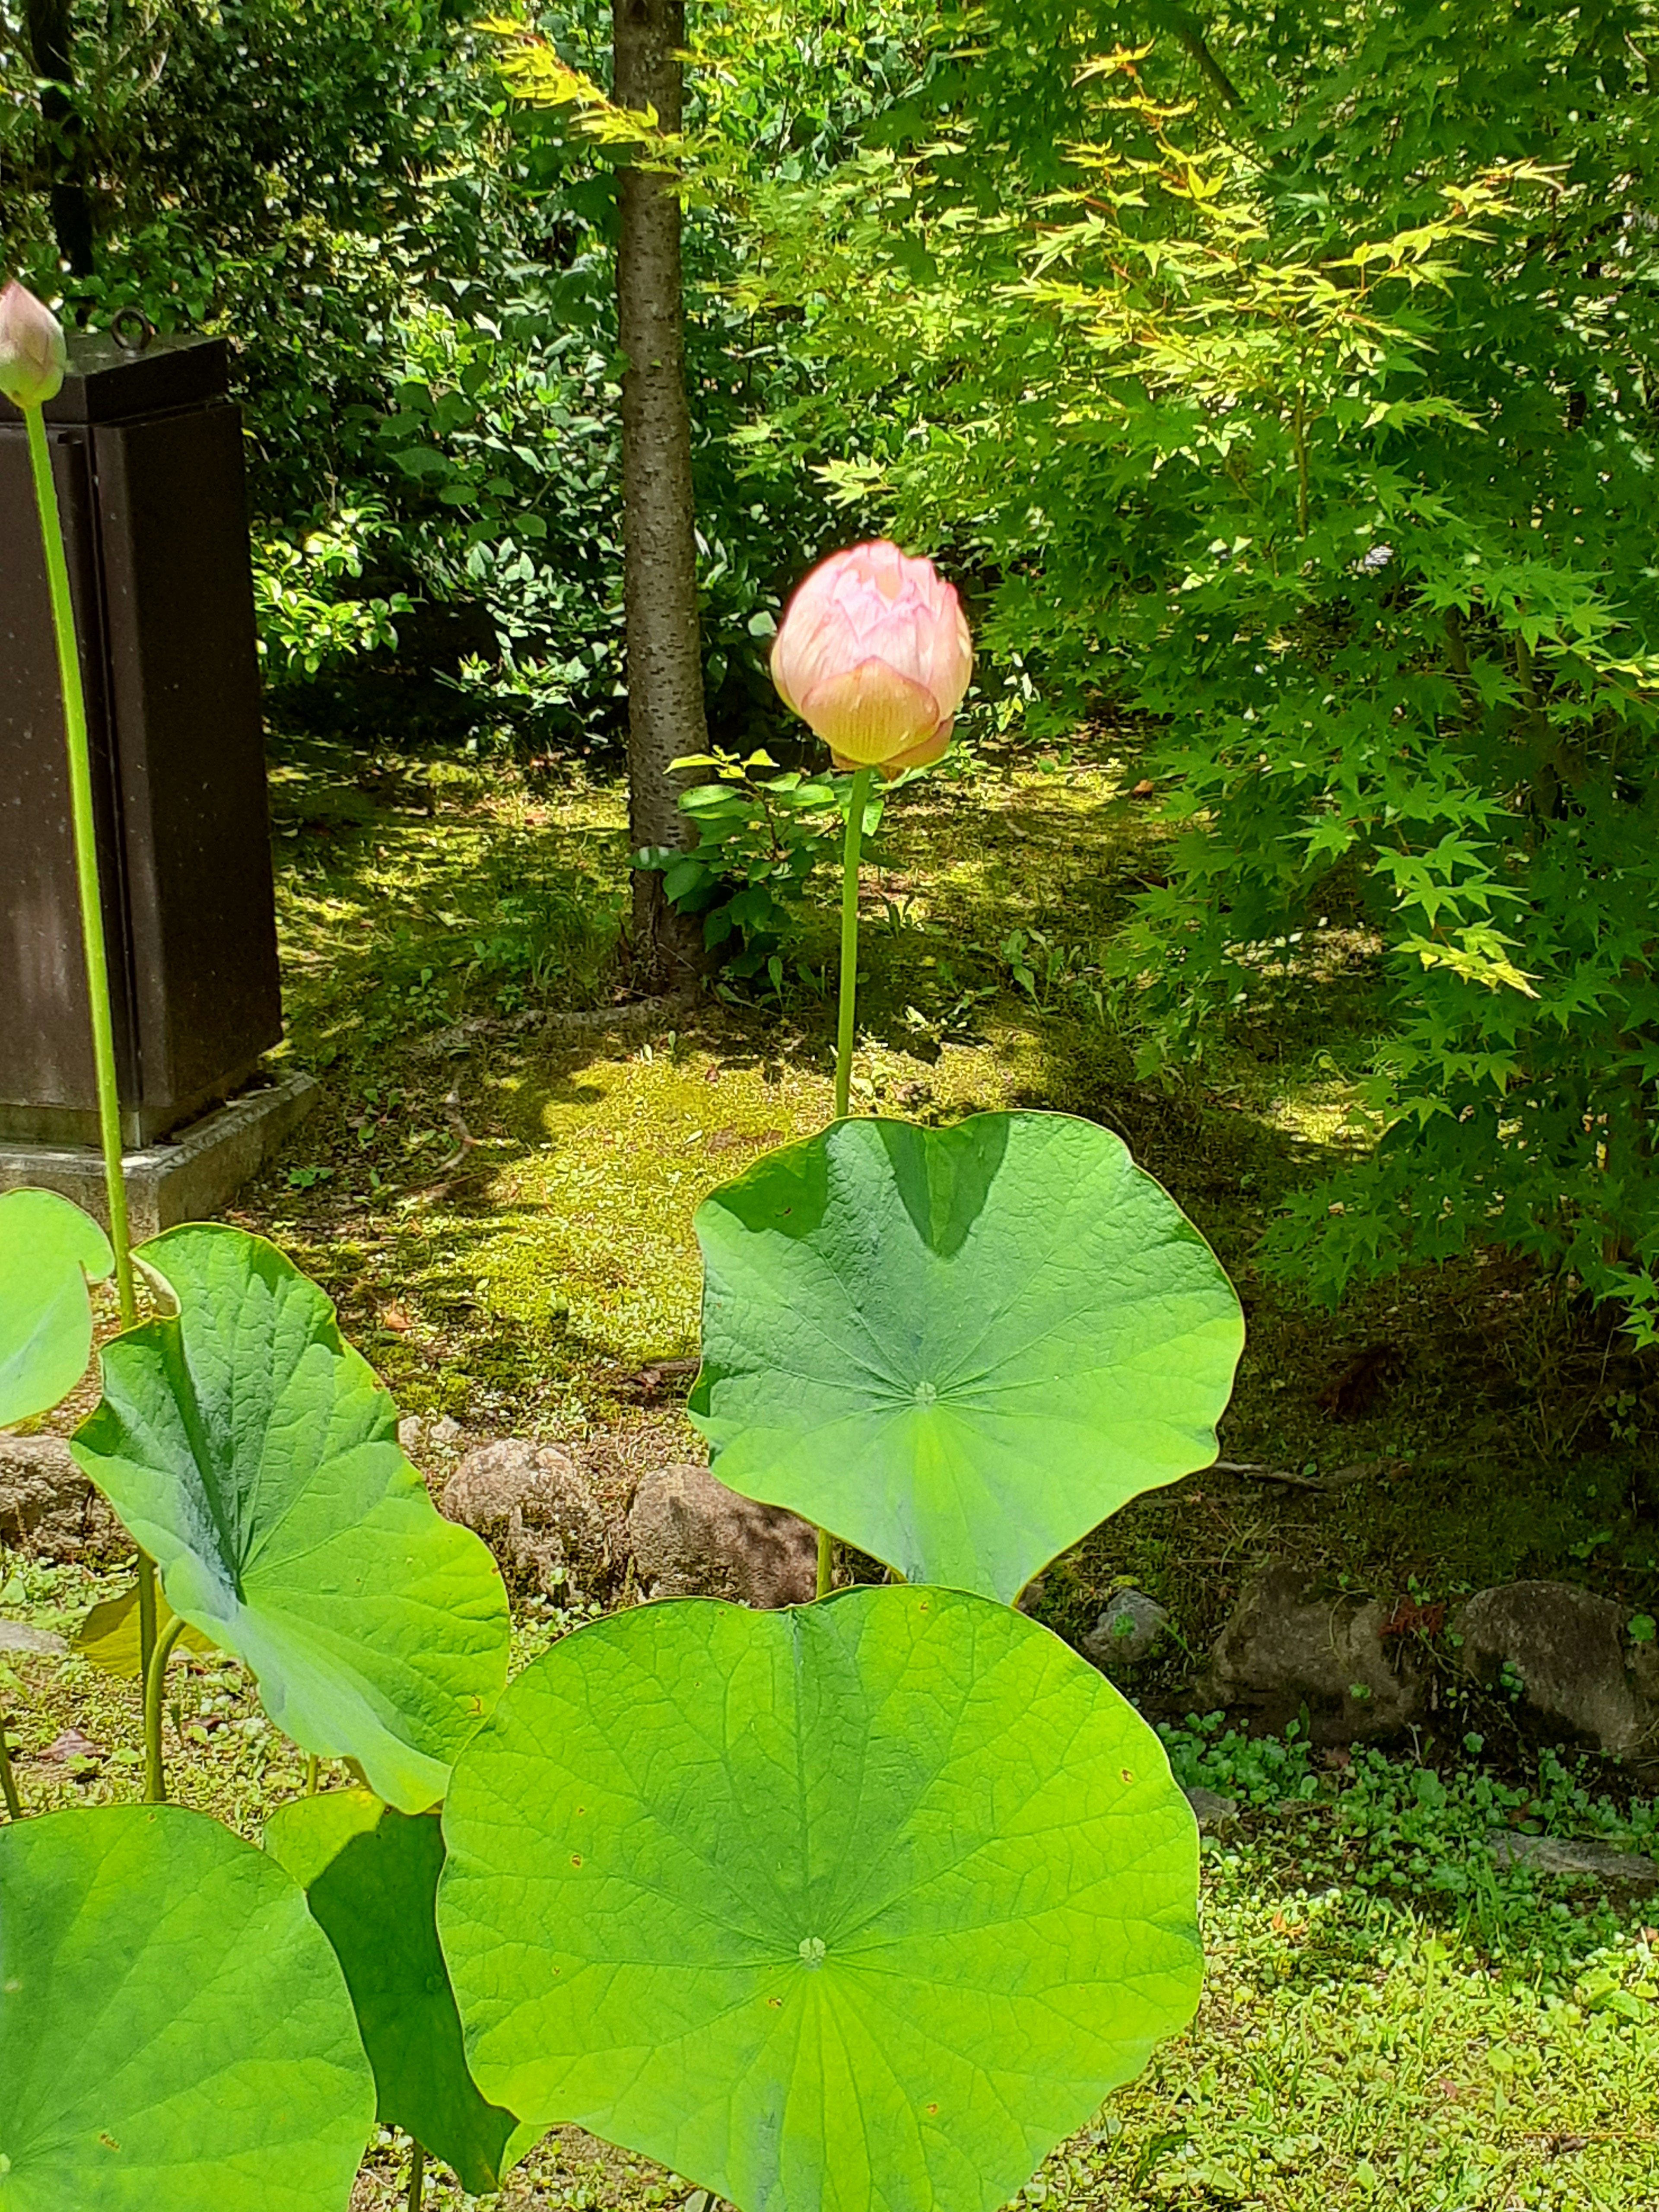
(0, 1072, 319, 1242)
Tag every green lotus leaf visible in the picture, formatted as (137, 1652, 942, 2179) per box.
(690, 1112, 1244, 1601)
(0, 1802, 374, 2209)
(265, 1789, 524, 2193)
(439, 1586, 1201, 2212)
(70, 1224, 510, 1811)
(0, 1187, 113, 1427)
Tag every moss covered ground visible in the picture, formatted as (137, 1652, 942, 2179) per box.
(7, 732, 1659, 2206)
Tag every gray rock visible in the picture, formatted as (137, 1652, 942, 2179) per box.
(628, 1463, 817, 1609)
(1490, 1832, 1659, 1887)
(1202, 1562, 1424, 1742)
(0, 1434, 123, 1562)
(1080, 1589, 1171, 1671)
(1183, 1784, 1240, 1831)
(442, 1440, 609, 1600)
(1452, 1581, 1659, 1759)
(0, 1618, 67, 1656)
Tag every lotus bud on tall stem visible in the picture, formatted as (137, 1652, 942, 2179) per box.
(770, 538, 974, 1600)
(5, 280, 159, 1674)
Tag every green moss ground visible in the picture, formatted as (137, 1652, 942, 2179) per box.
(8, 732, 1659, 2207)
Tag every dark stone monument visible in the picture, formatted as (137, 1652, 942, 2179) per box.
(0, 327, 313, 1230)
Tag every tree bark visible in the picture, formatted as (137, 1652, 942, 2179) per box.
(25, 0, 96, 280)
(613, 0, 708, 988)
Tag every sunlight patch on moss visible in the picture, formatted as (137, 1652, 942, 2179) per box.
(454, 1024, 1046, 1380)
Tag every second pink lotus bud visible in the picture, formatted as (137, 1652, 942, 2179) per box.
(770, 539, 973, 776)
(0, 280, 67, 410)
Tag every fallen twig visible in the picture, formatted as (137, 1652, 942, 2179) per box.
(1212, 1457, 1394, 1494)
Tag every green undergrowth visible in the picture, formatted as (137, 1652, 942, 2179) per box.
(6, 1551, 1659, 2210)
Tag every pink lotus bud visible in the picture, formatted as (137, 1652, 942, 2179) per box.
(0, 281, 67, 409)
(771, 539, 973, 776)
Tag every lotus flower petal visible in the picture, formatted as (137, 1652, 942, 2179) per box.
(798, 659, 941, 765)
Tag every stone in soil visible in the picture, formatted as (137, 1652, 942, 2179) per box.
(441, 1439, 610, 1602)
(627, 1462, 817, 1608)
(1079, 1588, 1171, 1672)
(1452, 1579, 1659, 1760)
(1182, 1785, 1239, 1830)
(1200, 1561, 1424, 1743)
(0, 1619, 67, 1656)
(398, 1413, 464, 1460)
(0, 1433, 124, 1563)
(1489, 1832, 1659, 1886)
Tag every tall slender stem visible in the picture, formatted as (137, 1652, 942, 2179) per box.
(0, 1715, 22, 1820)
(23, 405, 135, 1322)
(23, 400, 159, 1678)
(306, 1753, 320, 1795)
(143, 1614, 186, 1804)
(817, 763, 875, 1599)
(136, 1564, 157, 1690)
(834, 766, 874, 1120)
(406, 2139, 426, 2212)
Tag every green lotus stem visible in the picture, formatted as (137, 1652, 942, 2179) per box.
(834, 766, 874, 1120)
(23, 406, 137, 1326)
(818, 763, 874, 1596)
(136, 1566, 158, 1691)
(143, 1614, 187, 1804)
(407, 2139, 426, 2212)
(0, 1715, 22, 1819)
(23, 400, 160, 1684)
(306, 1754, 319, 1795)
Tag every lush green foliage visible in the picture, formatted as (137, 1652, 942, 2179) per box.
(264, 1789, 524, 2190)
(0, 1088, 1234, 2203)
(72, 1224, 512, 1811)
(0, 1187, 111, 1426)
(439, 1586, 1200, 2212)
(693, 1112, 1243, 1600)
(0, 1802, 375, 2207)
(0, 0, 873, 750)
(728, 0, 1659, 1328)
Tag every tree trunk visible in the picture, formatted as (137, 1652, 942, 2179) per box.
(25, 0, 96, 280)
(613, 0, 708, 989)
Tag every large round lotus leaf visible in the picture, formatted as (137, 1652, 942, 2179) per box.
(265, 1789, 523, 2193)
(70, 1224, 510, 1812)
(690, 1112, 1244, 1601)
(0, 1802, 374, 2209)
(0, 1187, 113, 1427)
(439, 1586, 1201, 2212)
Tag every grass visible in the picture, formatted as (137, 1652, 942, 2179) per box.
(8, 726, 1659, 2208)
